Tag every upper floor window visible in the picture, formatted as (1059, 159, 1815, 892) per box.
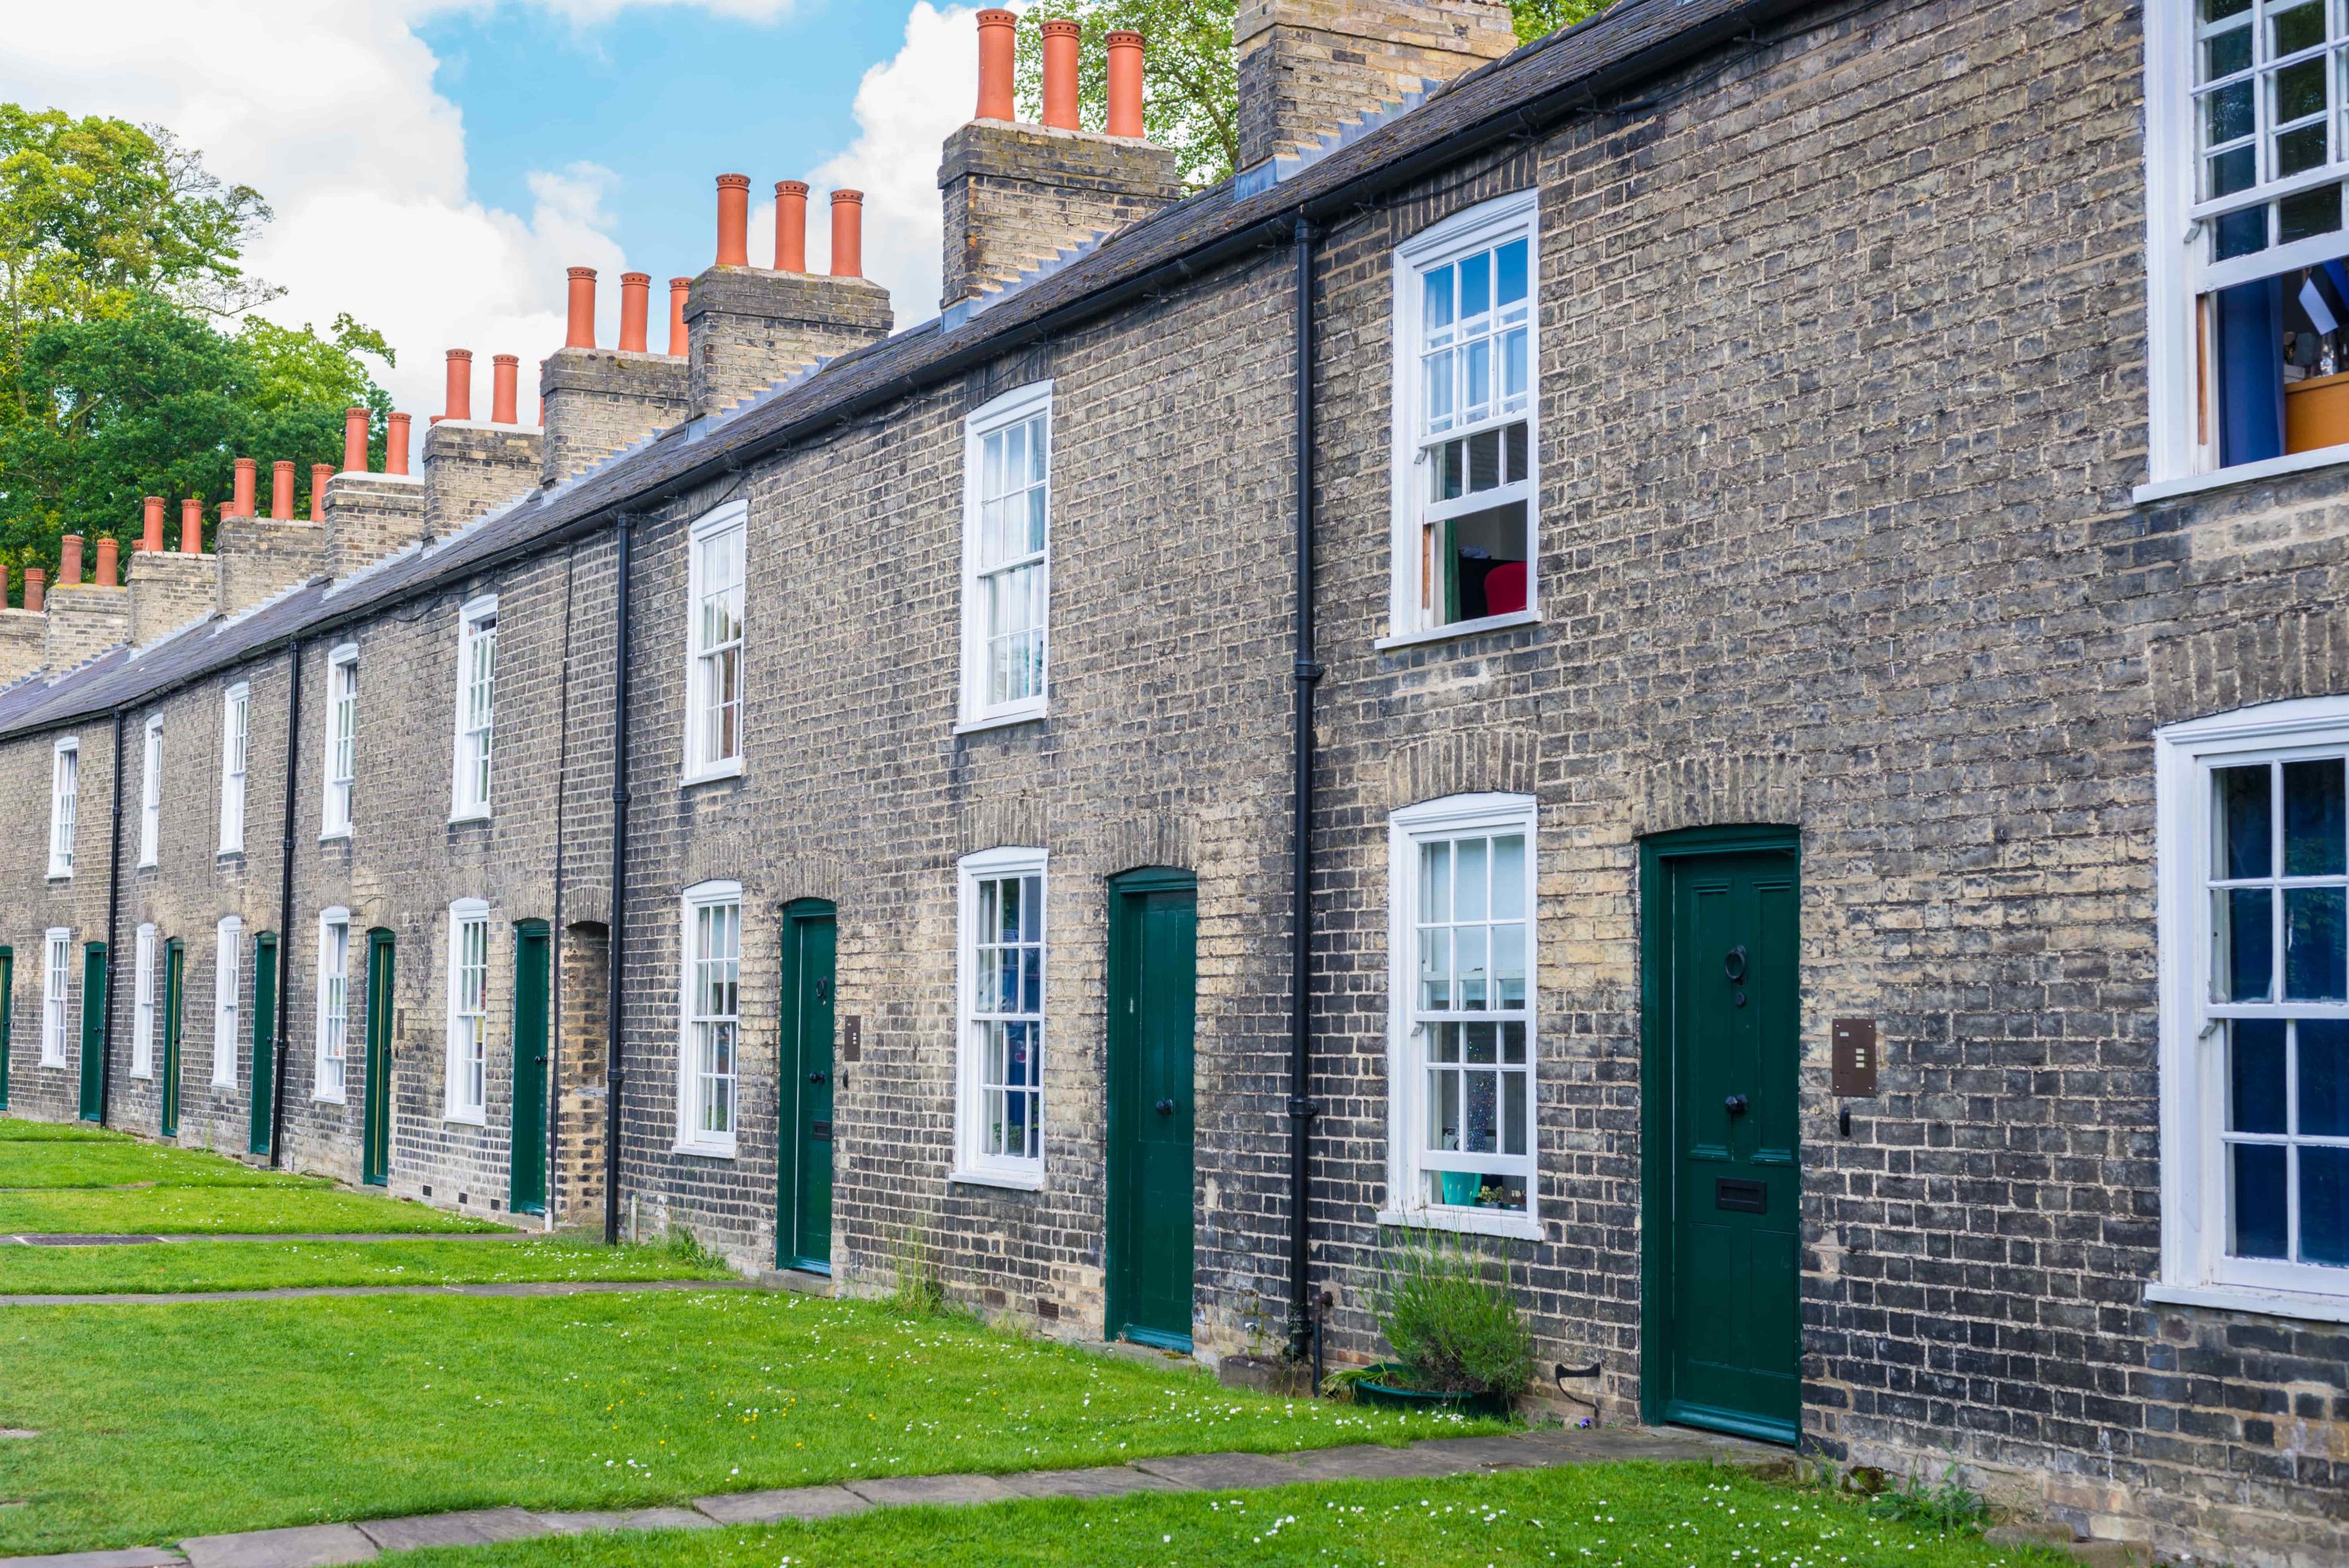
(138, 714, 162, 868)
(1384, 794, 1540, 1240)
(322, 645, 357, 838)
(677, 881, 742, 1155)
(219, 683, 250, 855)
(315, 908, 350, 1102)
(41, 927, 70, 1067)
(451, 598, 497, 821)
(444, 899, 489, 1122)
(959, 383, 1052, 728)
(1391, 192, 1538, 639)
(684, 504, 747, 782)
(954, 847, 1046, 1186)
(212, 916, 241, 1086)
(48, 737, 77, 880)
(132, 923, 157, 1080)
(2158, 697, 2349, 1315)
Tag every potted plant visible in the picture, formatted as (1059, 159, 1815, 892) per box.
(1346, 1231, 1534, 1419)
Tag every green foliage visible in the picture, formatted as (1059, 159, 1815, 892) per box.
(1867, 1466, 1991, 1533)
(1369, 1232, 1536, 1397)
(1511, 0, 1616, 45)
(1013, 1, 1239, 186)
(887, 1215, 952, 1316)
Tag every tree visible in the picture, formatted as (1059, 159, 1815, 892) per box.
(1013, 2, 1612, 188)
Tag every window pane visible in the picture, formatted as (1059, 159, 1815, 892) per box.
(1504, 1070, 1527, 1157)
(1423, 842, 1451, 922)
(2279, 121, 2331, 175)
(1457, 924, 1488, 1009)
(2217, 766, 2272, 879)
(1460, 252, 1489, 321)
(1456, 838, 1488, 919)
(2217, 203, 2270, 257)
(1491, 834, 1526, 920)
(1501, 1020, 1527, 1065)
(2301, 1017, 2349, 1135)
(2275, 57, 2328, 123)
(2303, 1146, 2349, 1265)
(2210, 142, 2259, 197)
(2280, 181, 2343, 243)
(2207, 24, 2254, 80)
(1495, 239, 1527, 305)
(2284, 760, 2346, 874)
(1503, 327, 1528, 403)
(2207, 80, 2256, 145)
(2231, 1142, 2290, 1258)
(2203, 0, 2250, 24)
(1419, 926, 1449, 1011)
(2231, 1018, 2289, 1134)
(2217, 887, 2275, 1000)
(1463, 1067, 1498, 1152)
(1423, 265, 1453, 335)
(2273, 0, 2328, 54)
(2285, 886, 2347, 998)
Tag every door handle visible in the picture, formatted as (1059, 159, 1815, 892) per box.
(1724, 1094, 1749, 1116)
(1154, 1098, 1176, 1116)
(809, 1071, 828, 1085)
(534, 1055, 547, 1064)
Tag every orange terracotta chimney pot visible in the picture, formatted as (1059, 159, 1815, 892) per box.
(565, 266, 597, 350)
(59, 534, 83, 585)
(179, 498, 202, 554)
(311, 464, 331, 521)
(668, 278, 690, 357)
(715, 174, 751, 267)
(386, 413, 411, 475)
(1041, 19, 1081, 130)
(492, 354, 519, 425)
(22, 567, 44, 613)
(975, 9, 1018, 122)
(618, 272, 650, 352)
(1107, 31, 1145, 138)
(141, 495, 165, 554)
(232, 457, 257, 518)
(272, 459, 296, 519)
(774, 181, 809, 273)
(340, 407, 368, 473)
(445, 348, 474, 423)
(95, 536, 119, 588)
(831, 189, 864, 279)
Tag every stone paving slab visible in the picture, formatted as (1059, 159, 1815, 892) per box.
(1130, 1451, 1308, 1490)
(997, 1465, 1184, 1500)
(178, 1524, 375, 1568)
(691, 1485, 868, 1525)
(0, 1552, 182, 1568)
(1281, 1442, 1488, 1482)
(845, 1473, 1020, 1508)
(352, 1508, 545, 1550)
(0, 1279, 754, 1308)
(533, 1508, 714, 1535)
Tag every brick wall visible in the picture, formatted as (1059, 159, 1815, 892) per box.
(682, 269, 893, 420)
(0, 722, 118, 1125)
(128, 554, 218, 647)
(539, 348, 691, 486)
(1234, 0, 1516, 165)
(214, 520, 325, 618)
(322, 474, 428, 578)
(42, 585, 129, 674)
(423, 423, 542, 535)
(937, 122, 1181, 306)
(0, 609, 41, 686)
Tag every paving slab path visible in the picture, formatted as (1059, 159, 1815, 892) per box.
(0, 1277, 755, 1308)
(3, 1425, 1788, 1568)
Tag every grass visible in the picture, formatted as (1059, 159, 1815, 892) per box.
(0, 1289, 1495, 1553)
(385, 1462, 2069, 1568)
(0, 1118, 112, 1142)
(0, 1131, 299, 1189)
(0, 1184, 505, 1235)
(0, 1235, 734, 1295)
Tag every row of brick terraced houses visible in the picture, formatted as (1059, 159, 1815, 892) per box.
(0, 0, 2342, 1560)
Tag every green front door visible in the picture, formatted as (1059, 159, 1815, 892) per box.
(0, 947, 13, 1112)
(1643, 831, 1802, 1445)
(160, 941, 184, 1138)
(78, 942, 107, 1121)
(509, 922, 550, 1216)
(779, 903, 835, 1273)
(1108, 871, 1197, 1351)
(248, 932, 278, 1155)
(362, 930, 394, 1187)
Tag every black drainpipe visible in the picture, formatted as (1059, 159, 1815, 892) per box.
(267, 641, 302, 1167)
(96, 708, 127, 1126)
(1286, 215, 1323, 1362)
(602, 516, 633, 1245)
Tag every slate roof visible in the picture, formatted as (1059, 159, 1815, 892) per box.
(0, 0, 1798, 742)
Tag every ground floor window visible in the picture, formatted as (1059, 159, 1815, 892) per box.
(41, 928, 70, 1067)
(315, 910, 349, 1102)
(678, 882, 740, 1155)
(955, 848, 1046, 1185)
(132, 924, 157, 1078)
(444, 900, 488, 1122)
(212, 919, 240, 1087)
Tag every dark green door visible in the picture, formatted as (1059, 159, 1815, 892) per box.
(78, 942, 107, 1121)
(509, 922, 550, 1215)
(1108, 872, 1197, 1350)
(248, 932, 277, 1155)
(779, 903, 835, 1273)
(161, 941, 184, 1138)
(0, 947, 13, 1112)
(1645, 835, 1801, 1444)
(362, 930, 394, 1187)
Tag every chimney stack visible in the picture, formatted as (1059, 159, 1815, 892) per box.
(975, 8, 1016, 121)
(231, 458, 256, 518)
(566, 267, 597, 349)
(141, 496, 165, 554)
(96, 537, 119, 588)
(831, 190, 864, 279)
(1236, 1, 1514, 169)
(492, 355, 520, 424)
(668, 279, 690, 355)
(343, 407, 371, 472)
(273, 460, 297, 519)
(23, 568, 44, 612)
(60, 534, 83, 584)
(775, 181, 809, 273)
(445, 349, 474, 423)
(312, 466, 331, 521)
(1041, 19, 1081, 130)
(180, 499, 203, 554)
(1107, 31, 1145, 137)
(619, 273, 650, 351)
(716, 175, 751, 267)
(387, 413, 412, 475)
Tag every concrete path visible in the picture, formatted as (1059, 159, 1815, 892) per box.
(0, 1278, 753, 1308)
(2, 1233, 524, 1247)
(4, 1425, 1787, 1568)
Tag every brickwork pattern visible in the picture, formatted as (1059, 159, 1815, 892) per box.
(322, 475, 429, 579)
(0, 610, 41, 687)
(1234, 0, 1516, 165)
(128, 554, 219, 648)
(539, 348, 691, 488)
(213, 520, 324, 619)
(422, 423, 543, 535)
(682, 269, 894, 420)
(42, 586, 129, 674)
(0, 721, 119, 1125)
(937, 122, 1183, 306)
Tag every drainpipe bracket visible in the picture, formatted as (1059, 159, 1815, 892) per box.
(1286, 1097, 1322, 1119)
(1292, 659, 1324, 682)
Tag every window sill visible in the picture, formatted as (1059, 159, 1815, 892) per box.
(313, 1091, 347, 1106)
(447, 810, 492, 827)
(129, 1069, 152, 1081)
(136, 859, 156, 872)
(1374, 609, 1542, 652)
(953, 707, 1047, 737)
(672, 1139, 737, 1160)
(949, 1165, 1044, 1191)
(2145, 1279, 2349, 1325)
(46, 871, 71, 884)
(681, 760, 744, 788)
(217, 848, 243, 862)
(443, 1110, 486, 1127)
(319, 828, 351, 844)
(2132, 443, 2349, 505)
(1377, 1205, 1544, 1242)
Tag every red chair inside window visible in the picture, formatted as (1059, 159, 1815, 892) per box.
(1483, 560, 1527, 616)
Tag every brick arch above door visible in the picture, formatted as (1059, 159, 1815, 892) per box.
(1627, 752, 1810, 841)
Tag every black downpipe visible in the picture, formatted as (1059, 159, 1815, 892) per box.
(96, 708, 127, 1126)
(267, 642, 302, 1167)
(602, 517, 633, 1245)
(1286, 216, 1322, 1362)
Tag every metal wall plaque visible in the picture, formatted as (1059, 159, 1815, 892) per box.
(1715, 1178, 1767, 1214)
(1832, 1018, 1878, 1096)
(810, 1120, 834, 1142)
(842, 1015, 861, 1061)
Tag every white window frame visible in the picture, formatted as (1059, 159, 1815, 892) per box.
(956, 381, 1054, 731)
(675, 880, 743, 1156)
(315, 906, 351, 1103)
(212, 916, 242, 1087)
(1384, 190, 1541, 648)
(449, 596, 498, 822)
(138, 714, 162, 868)
(47, 737, 78, 880)
(2156, 696, 2349, 1321)
(322, 644, 358, 840)
(40, 927, 71, 1068)
(683, 502, 747, 783)
(1380, 793, 1541, 1242)
(443, 898, 490, 1124)
(218, 683, 250, 856)
(952, 846, 1048, 1188)
(131, 923, 157, 1079)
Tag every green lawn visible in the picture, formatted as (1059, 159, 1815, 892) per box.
(0, 1289, 1493, 1553)
(0, 1119, 110, 1142)
(387, 1462, 2066, 1568)
(0, 1184, 505, 1235)
(0, 1130, 298, 1189)
(0, 1236, 733, 1295)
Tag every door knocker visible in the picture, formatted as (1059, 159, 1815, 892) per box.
(1723, 946, 1747, 982)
